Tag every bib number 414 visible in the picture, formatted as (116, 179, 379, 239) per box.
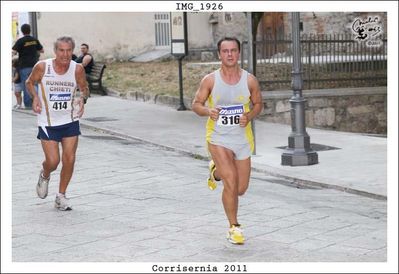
(52, 101, 68, 110)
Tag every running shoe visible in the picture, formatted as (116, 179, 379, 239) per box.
(55, 194, 72, 211)
(36, 170, 50, 199)
(227, 224, 245, 245)
(208, 160, 218, 190)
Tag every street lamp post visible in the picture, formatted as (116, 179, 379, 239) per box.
(247, 12, 257, 155)
(281, 12, 318, 166)
(177, 55, 187, 111)
(170, 12, 188, 111)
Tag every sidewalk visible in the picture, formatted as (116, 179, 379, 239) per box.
(75, 95, 387, 200)
(14, 94, 387, 199)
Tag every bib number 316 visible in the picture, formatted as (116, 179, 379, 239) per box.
(217, 104, 244, 127)
(220, 115, 240, 125)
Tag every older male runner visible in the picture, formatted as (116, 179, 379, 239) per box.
(26, 36, 89, 210)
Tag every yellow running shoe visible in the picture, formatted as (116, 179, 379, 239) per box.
(227, 224, 245, 245)
(208, 160, 217, 190)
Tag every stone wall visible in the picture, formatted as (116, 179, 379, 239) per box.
(210, 12, 249, 46)
(106, 85, 387, 135)
(260, 87, 387, 134)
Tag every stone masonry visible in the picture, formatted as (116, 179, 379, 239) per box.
(260, 87, 387, 134)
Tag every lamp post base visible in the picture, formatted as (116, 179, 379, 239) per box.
(177, 105, 187, 111)
(281, 149, 319, 166)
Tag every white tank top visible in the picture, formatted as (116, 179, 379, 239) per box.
(206, 69, 254, 149)
(37, 59, 79, 127)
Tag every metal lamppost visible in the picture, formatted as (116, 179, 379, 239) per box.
(247, 12, 257, 155)
(177, 55, 187, 111)
(281, 12, 318, 166)
(170, 12, 188, 111)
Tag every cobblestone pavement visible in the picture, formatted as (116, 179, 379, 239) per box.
(12, 111, 386, 263)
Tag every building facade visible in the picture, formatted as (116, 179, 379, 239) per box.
(31, 12, 386, 62)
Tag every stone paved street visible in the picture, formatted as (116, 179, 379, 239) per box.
(12, 111, 387, 264)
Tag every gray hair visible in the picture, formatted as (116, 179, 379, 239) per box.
(54, 36, 75, 51)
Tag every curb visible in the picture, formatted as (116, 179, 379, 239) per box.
(79, 119, 387, 201)
(13, 109, 387, 201)
(105, 87, 193, 110)
(250, 165, 387, 201)
(80, 121, 207, 161)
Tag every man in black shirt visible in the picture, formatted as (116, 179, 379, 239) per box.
(12, 24, 44, 109)
(75, 43, 94, 75)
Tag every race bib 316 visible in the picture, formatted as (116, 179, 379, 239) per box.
(217, 104, 244, 127)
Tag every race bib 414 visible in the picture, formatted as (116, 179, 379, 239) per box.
(217, 104, 244, 127)
(49, 93, 71, 111)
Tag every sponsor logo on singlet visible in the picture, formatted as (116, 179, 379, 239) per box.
(219, 105, 244, 115)
(49, 93, 71, 101)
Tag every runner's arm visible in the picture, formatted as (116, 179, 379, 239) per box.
(75, 64, 89, 101)
(25, 62, 45, 113)
(246, 74, 263, 121)
(25, 62, 45, 99)
(75, 64, 89, 117)
(192, 74, 220, 120)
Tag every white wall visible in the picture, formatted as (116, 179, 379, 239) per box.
(36, 12, 214, 61)
(187, 13, 214, 49)
(37, 12, 156, 61)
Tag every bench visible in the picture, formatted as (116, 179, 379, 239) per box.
(87, 63, 107, 95)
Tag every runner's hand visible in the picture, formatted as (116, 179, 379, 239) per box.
(208, 107, 221, 121)
(32, 97, 42, 114)
(239, 113, 250, 127)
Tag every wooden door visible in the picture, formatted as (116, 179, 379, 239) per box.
(257, 12, 286, 58)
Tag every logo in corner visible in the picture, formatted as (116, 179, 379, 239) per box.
(351, 16, 384, 47)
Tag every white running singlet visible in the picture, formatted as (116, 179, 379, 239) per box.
(37, 59, 80, 127)
(206, 69, 254, 153)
